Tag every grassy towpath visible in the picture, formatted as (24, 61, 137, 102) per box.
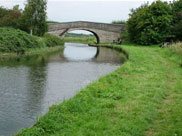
(16, 44, 182, 136)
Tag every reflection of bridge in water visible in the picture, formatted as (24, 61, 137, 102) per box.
(48, 43, 122, 64)
(48, 21, 126, 43)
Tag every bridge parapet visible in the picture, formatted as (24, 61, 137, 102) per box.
(48, 21, 125, 33)
(48, 21, 126, 43)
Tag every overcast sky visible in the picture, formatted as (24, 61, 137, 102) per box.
(0, 0, 170, 34)
(0, 0, 171, 23)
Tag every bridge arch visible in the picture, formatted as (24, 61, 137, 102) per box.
(48, 21, 126, 43)
(60, 28, 100, 43)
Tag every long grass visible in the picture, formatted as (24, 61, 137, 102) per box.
(170, 42, 182, 56)
(0, 27, 64, 59)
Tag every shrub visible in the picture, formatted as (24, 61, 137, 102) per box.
(171, 0, 182, 41)
(0, 27, 41, 53)
(0, 10, 22, 29)
(0, 7, 22, 29)
(44, 33, 64, 47)
(120, 33, 130, 42)
(127, 1, 172, 45)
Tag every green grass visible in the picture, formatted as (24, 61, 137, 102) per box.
(0, 46, 64, 61)
(0, 27, 64, 59)
(63, 36, 97, 44)
(169, 42, 182, 66)
(16, 43, 182, 136)
(0, 27, 42, 53)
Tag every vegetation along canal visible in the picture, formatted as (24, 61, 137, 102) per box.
(0, 43, 125, 136)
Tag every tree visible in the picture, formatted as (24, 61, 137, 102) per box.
(127, 0, 172, 45)
(13, 5, 20, 11)
(127, 3, 149, 44)
(22, 0, 48, 36)
(171, 0, 182, 41)
(0, 6, 22, 28)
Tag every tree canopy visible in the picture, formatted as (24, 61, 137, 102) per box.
(0, 0, 48, 36)
(22, 0, 48, 36)
(127, 0, 172, 45)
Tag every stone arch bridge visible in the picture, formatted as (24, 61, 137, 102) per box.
(48, 21, 125, 43)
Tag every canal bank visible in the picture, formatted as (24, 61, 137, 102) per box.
(0, 27, 64, 61)
(0, 46, 64, 61)
(16, 43, 182, 136)
(0, 43, 124, 136)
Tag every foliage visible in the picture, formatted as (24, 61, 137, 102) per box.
(171, 0, 182, 41)
(120, 32, 130, 42)
(0, 7, 22, 29)
(112, 20, 126, 24)
(21, 0, 48, 36)
(127, 1, 172, 45)
(0, 28, 64, 53)
(0, 6, 9, 18)
(16, 43, 182, 136)
(0, 2, 48, 36)
(0, 27, 41, 53)
(44, 33, 64, 47)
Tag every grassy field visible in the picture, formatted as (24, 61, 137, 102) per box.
(16, 43, 182, 136)
(63, 36, 97, 44)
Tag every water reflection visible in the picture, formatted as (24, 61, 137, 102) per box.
(23, 62, 48, 121)
(0, 43, 123, 136)
(63, 43, 98, 61)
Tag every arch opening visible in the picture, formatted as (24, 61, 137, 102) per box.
(60, 29, 100, 44)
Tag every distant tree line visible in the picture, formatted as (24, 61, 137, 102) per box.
(112, 20, 126, 25)
(0, 0, 47, 36)
(126, 0, 182, 45)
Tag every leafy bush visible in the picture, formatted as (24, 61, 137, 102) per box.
(0, 4, 48, 36)
(0, 7, 22, 29)
(127, 1, 172, 45)
(0, 28, 64, 53)
(0, 27, 42, 53)
(44, 33, 64, 47)
(120, 33, 130, 42)
(171, 0, 182, 41)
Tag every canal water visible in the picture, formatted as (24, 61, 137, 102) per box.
(0, 43, 124, 136)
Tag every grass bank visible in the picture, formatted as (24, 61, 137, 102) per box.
(0, 46, 64, 61)
(16, 43, 182, 136)
(0, 27, 64, 60)
(63, 36, 96, 44)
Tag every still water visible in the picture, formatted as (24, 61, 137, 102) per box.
(0, 43, 123, 136)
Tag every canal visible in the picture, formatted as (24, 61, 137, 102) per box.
(0, 43, 124, 136)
